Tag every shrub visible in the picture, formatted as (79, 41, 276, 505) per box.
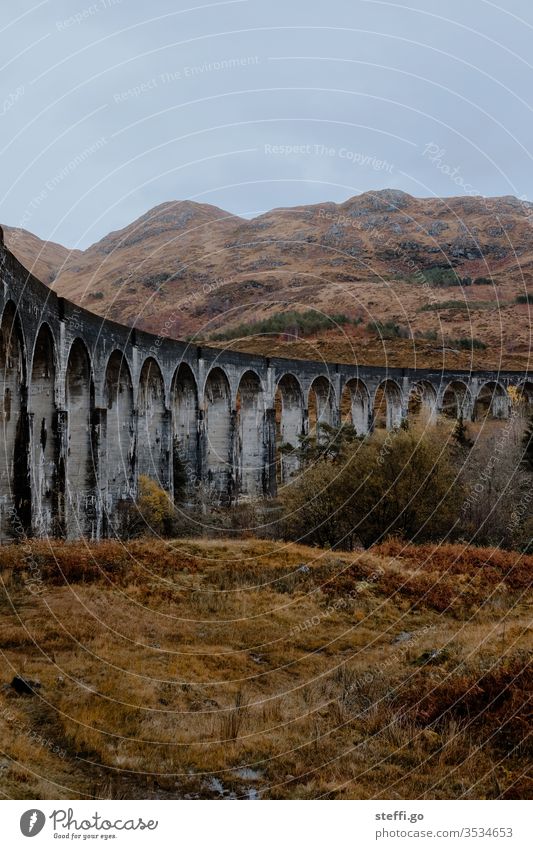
(421, 300, 493, 313)
(400, 653, 532, 752)
(452, 416, 473, 448)
(522, 414, 533, 471)
(458, 415, 532, 548)
(448, 336, 487, 350)
(210, 310, 359, 341)
(420, 300, 469, 312)
(297, 422, 361, 467)
(367, 320, 410, 339)
(280, 428, 462, 548)
(420, 267, 472, 287)
(516, 293, 533, 304)
(414, 329, 438, 341)
(115, 476, 178, 538)
(172, 443, 189, 503)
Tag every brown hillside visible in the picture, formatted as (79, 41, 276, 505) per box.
(4, 191, 533, 366)
(3, 226, 81, 286)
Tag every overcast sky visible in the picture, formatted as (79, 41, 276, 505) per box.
(1, 0, 532, 248)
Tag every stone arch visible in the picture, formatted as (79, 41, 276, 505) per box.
(275, 373, 305, 484)
(104, 351, 135, 523)
(30, 323, 58, 537)
(171, 362, 199, 500)
(236, 370, 264, 497)
(308, 375, 336, 441)
(408, 380, 438, 425)
(473, 381, 510, 421)
(373, 379, 403, 430)
(341, 378, 370, 435)
(0, 301, 30, 539)
(204, 366, 232, 497)
(138, 357, 168, 488)
(440, 380, 472, 420)
(65, 338, 96, 539)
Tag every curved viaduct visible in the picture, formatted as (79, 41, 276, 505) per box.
(1, 229, 532, 542)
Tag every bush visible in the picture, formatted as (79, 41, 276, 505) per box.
(516, 293, 533, 304)
(420, 300, 469, 312)
(367, 320, 410, 339)
(297, 422, 361, 467)
(458, 415, 532, 548)
(522, 414, 533, 471)
(421, 301, 493, 313)
(448, 336, 487, 350)
(115, 476, 182, 538)
(172, 444, 189, 503)
(280, 428, 462, 549)
(210, 310, 360, 341)
(420, 267, 472, 287)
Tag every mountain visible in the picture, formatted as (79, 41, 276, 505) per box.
(4, 191, 533, 367)
(3, 226, 81, 286)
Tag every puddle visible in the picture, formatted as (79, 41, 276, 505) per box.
(203, 771, 264, 800)
(234, 767, 263, 782)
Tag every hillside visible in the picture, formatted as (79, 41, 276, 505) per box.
(4, 191, 533, 365)
(2, 225, 81, 286)
(0, 537, 530, 800)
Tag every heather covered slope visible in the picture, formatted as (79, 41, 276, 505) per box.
(51, 200, 243, 329)
(4, 191, 533, 364)
(2, 226, 81, 287)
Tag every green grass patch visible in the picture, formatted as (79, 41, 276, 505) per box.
(448, 336, 487, 350)
(367, 320, 410, 339)
(418, 267, 473, 287)
(210, 310, 361, 341)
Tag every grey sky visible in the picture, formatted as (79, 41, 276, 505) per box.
(1, 0, 532, 248)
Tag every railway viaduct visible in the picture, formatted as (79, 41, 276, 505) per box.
(1, 227, 531, 541)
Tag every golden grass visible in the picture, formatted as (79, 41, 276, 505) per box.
(0, 537, 530, 800)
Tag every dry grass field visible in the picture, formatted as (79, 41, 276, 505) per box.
(0, 537, 531, 800)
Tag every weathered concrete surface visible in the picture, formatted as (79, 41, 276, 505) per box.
(0, 228, 532, 540)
